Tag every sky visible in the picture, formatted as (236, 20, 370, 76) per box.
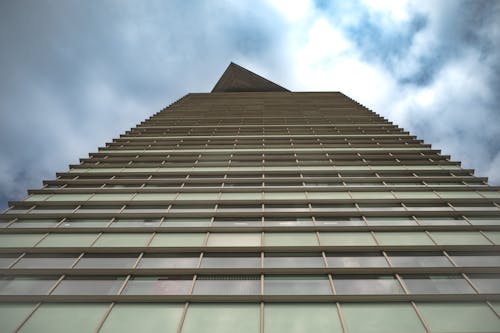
(0, 0, 499, 209)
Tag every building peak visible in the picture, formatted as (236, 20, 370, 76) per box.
(211, 62, 289, 93)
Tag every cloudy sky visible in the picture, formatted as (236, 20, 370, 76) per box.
(0, 0, 499, 209)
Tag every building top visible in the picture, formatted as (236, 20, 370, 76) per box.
(211, 62, 289, 93)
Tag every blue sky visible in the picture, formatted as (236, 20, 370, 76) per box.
(0, 0, 499, 209)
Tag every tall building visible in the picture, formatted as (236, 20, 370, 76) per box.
(0, 63, 499, 333)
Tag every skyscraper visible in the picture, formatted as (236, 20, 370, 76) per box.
(0, 63, 499, 332)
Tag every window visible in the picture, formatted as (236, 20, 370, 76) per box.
(374, 232, 433, 246)
(99, 303, 184, 333)
(36, 233, 99, 247)
(0, 303, 37, 333)
(9, 219, 60, 228)
(0, 234, 44, 248)
(207, 233, 260, 247)
(429, 231, 491, 245)
(181, 304, 259, 333)
(340, 303, 425, 333)
(327, 253, 388, 268)
(320, 232, 375, 246)
(133, 193, 177, 201)
(201, 253, 260, 268)
(58, 219, 111, 228)
(417, 302, 500, 333)
(401, 275, 475, 294)
(467, 274, 500, 293)
(17, 303, 108, 333)
(265, 304, 343, 333)
(110, 218, 161, 228)
(0, 254, 20, 268)
(139, 254, 200, 269)
(193, 275, 260, 295)
(92, 233, 152, 247)
(149, 233, 205, 247)
(52, 276, 124, 295)
(13, 254, 78, 268)
(334, 275, 403, 294)
(122, 276, 192, 295)
(75, 254, 139, 268)
(388, 252, 451, 267)
(264, 233, 318, 246)
(163, 218, 211, 227)
(0, 276, 58, 295)
(264, 275, 331, 295)
(365, 217, 417, 226)
(315, 217, 365, 227)
(449, 252, 500, 267)
(89, 193, 135, 201)
(265, 253, 324, 268)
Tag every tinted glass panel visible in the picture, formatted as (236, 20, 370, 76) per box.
(122, 276, 192, 295)
(193, 276, 260, 295)
(334, 275, 403, 294)
(265, 275, 331, 295)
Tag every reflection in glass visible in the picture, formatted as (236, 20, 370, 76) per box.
(334, 275, 403, 294)
(122, 276, 192, 295)
(401, 275, 475, 294)
(265, 275, 331, 295)
(193, 275, 260, 295)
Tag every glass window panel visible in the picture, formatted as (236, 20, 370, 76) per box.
(163, 218, 211, 227)
(334, 275, 403, 294)
(110, 218, 161, 227)
(46, 194, 92, 201)
(265, 275, 331, 295)
(0, 253, 20, 268)
(467, 274, 500, 293)
(320, 232, 376, 246)
(388, 252, 451, 267)
(201, 253, 260, 268)
(89, 193, 135, 201)
(315, 217, 365, 226)
(437, 191, 482, 198)
(449, 251, 500, 267)
(139, 254, 199, 268)
(263, 192, 307, 200)
(264, 233, 318, 246)
(132, 193, 177, 201)
(17, 303, 108, 333)
(75, 254, 138, 268)
(417, 302, 500, 333)
(181, 304, 259, 333)
(429, 231, 491, 245)
(52, 276, 124, 295)
(13, 254, 78, 268)
(374, 232, 433, 246)
(122, 276, 192, 295)
(92, 233, 152, 247)
(0, 303, 36, 333)
(219, 192, 262, 201)
(149, 233, 205, 247)
(177, 192, 219, 200)
(193, 275, 260, 295)
(307, 192, 351, 200)
(0, 276, 58, 295)
(350, 192, 395, 199)
(207, 233, 260, 247)
(484, 231, 500, 244)
(366, 217, 417, 226)
(327, 253, 388, 267)
(100, 303, 184, 333)
(265, 303, 343, 333)
(265, 253, 325, 268)
(402, 275, 475, 294)
(25, 194, 51, 201)
(341, 303, 425, 333)
(9, 219, 60, 228)
(393, 191, 438, 199)
(417, 217, 467, 226)
(263, 217, 313, 227)
(0, 234, 44, 248)
(467, 217, 500, 226)
(36, 233, 99, 247)
(59, 219, 111, 228)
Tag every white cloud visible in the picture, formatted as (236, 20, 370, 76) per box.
(268, 0, 314, 22)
